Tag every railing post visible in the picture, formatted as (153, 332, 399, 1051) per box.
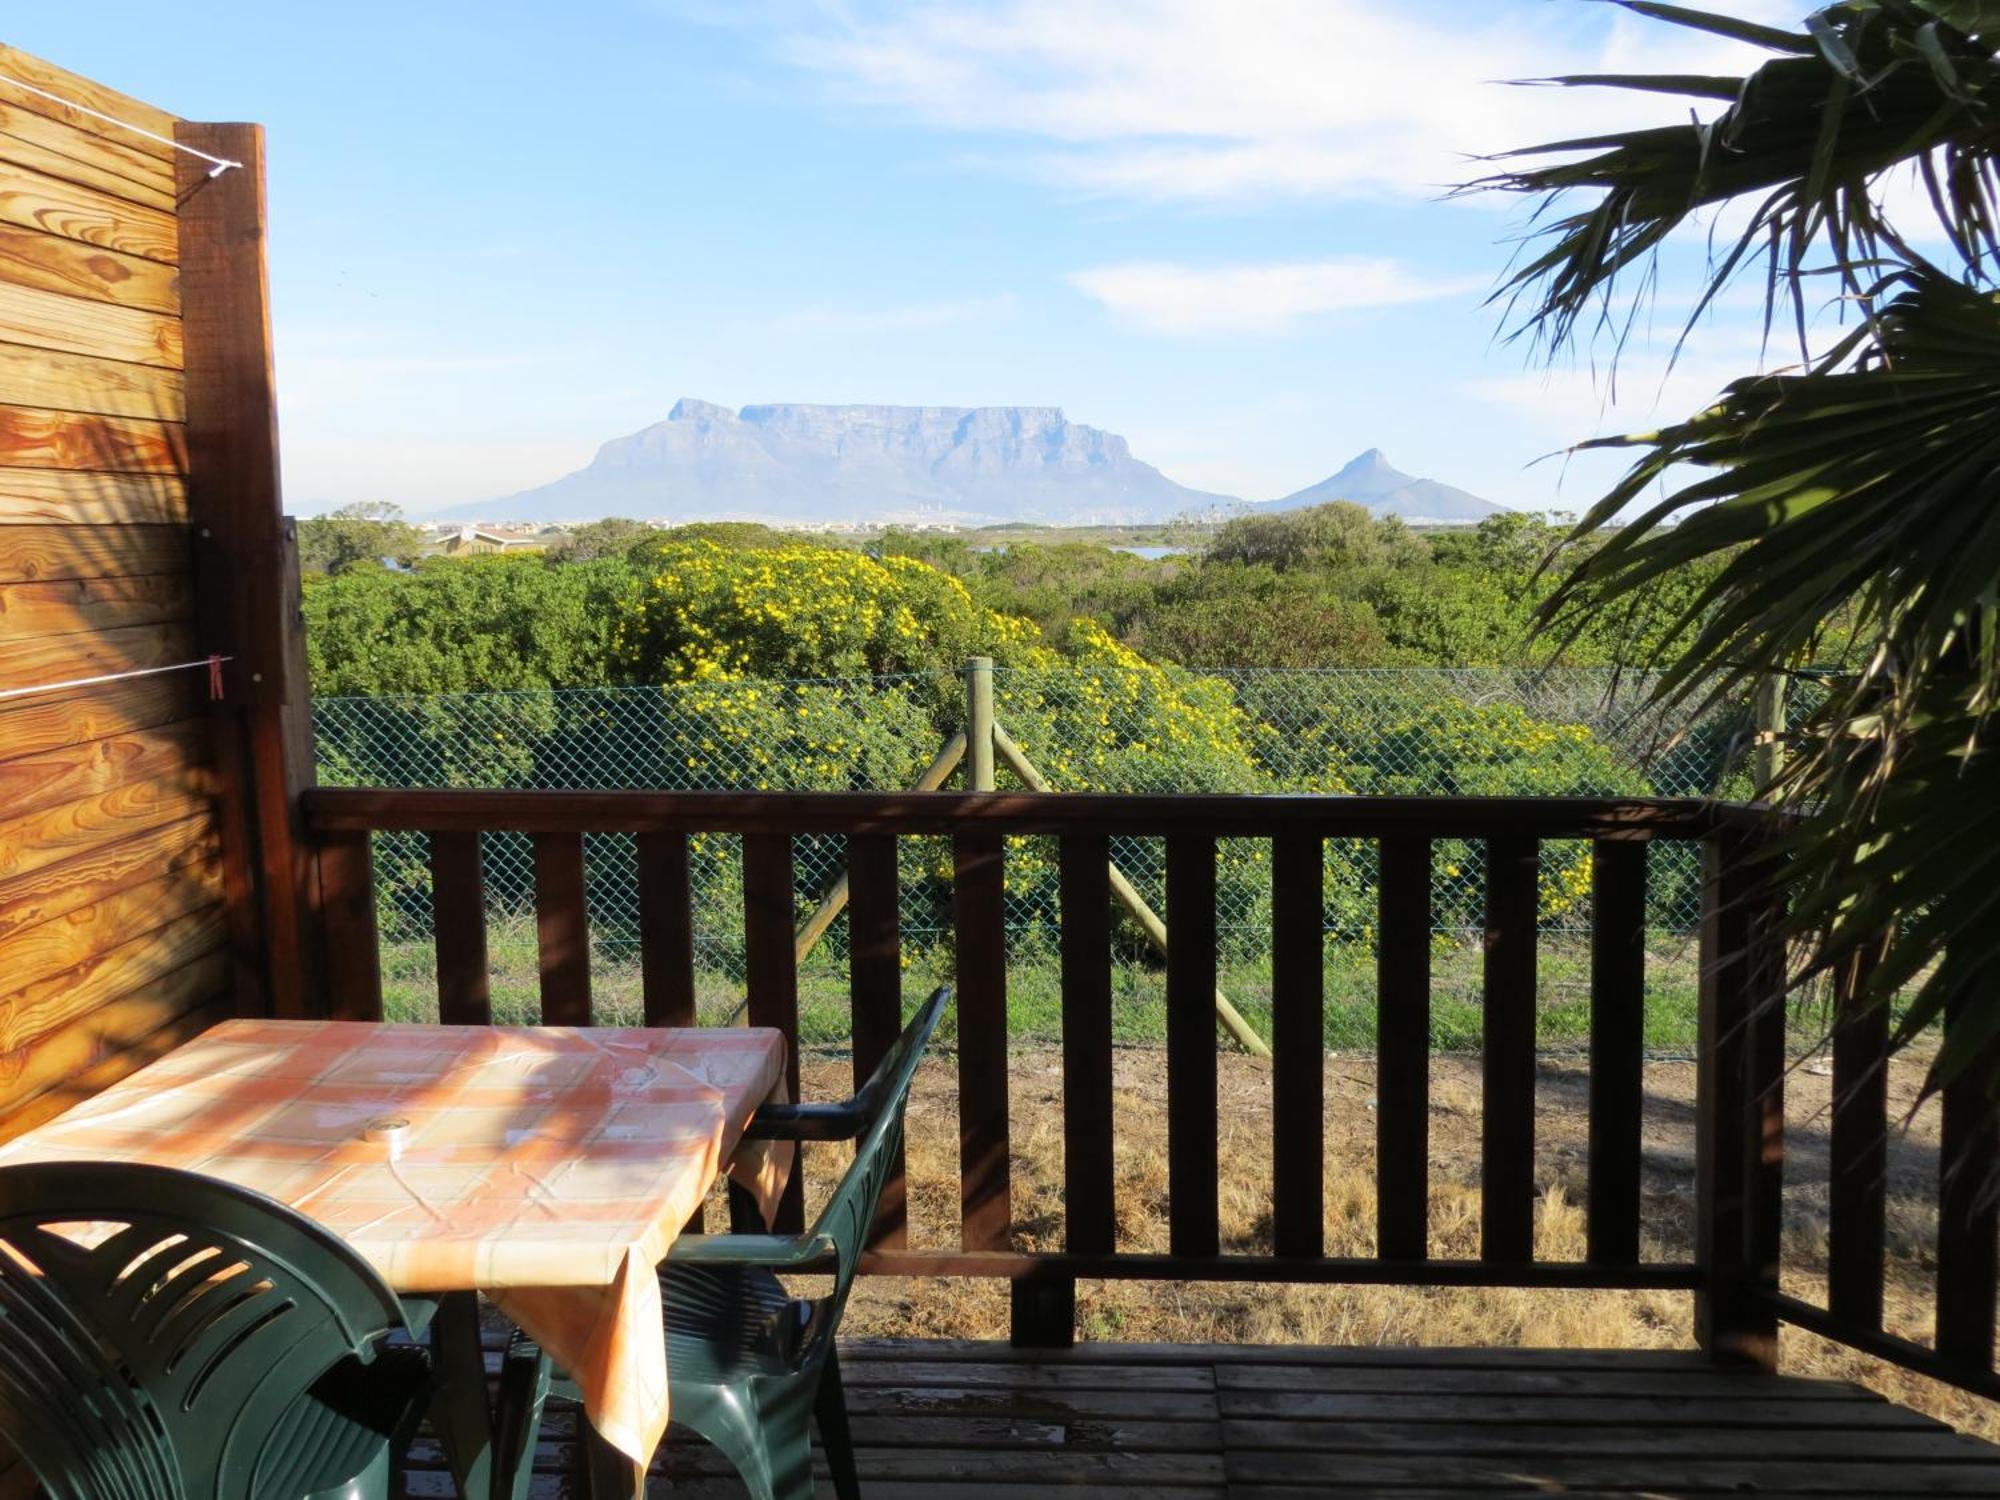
(1694, 825, 1783, 1370)
(179, 124, 324, 1022)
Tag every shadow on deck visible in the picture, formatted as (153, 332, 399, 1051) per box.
(398, 1338, 2000, 1498)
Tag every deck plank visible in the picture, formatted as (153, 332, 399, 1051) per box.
(397, 1338, 2000, 1499)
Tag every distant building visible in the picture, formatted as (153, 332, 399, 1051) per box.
(435, 525, 557, 556)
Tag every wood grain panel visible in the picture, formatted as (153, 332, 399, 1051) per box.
(0, 1001, 222, 1146)
(0, 900, 225, 1055)
(0, 856, 221, 999)
(0, 282, 180, 366)
(0, 812, 213, 945)
(0, 403, 186, 473)
(0, 159, 178, 263)
(0, 49, 179, 153)
(0, 619, 193, 691)
(0, 572, 190, 638)
(0, 954, 227, 1117)
(0, 672, 194, 763)
(0, 521, 188, 581)
(0, 224, 179, 313)
(0, 718, 207, 821)
(0, 105, 175, 209)
(0, 344, 184, 424)
(0, 774, 212, 889)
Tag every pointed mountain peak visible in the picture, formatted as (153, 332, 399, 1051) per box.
(1264, 448, 1506, 524)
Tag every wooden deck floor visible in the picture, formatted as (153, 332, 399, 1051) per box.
(399, 1339, 2000, 1498)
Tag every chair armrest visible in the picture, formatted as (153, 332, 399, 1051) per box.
(667, 1232, 837, 1270)
(742, 1102, 867, 1141)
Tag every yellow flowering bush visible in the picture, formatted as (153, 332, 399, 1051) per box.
(613, 540, 1055, 688)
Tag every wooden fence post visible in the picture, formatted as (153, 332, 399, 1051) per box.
(966, 657, 995, 792)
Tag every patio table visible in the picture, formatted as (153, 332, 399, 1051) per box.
(0, 1016, 795, 1495)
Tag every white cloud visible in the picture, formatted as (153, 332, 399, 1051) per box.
(1069, 257, 1476, 334)
(788, 0, 1796, 204)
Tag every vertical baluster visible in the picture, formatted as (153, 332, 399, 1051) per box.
(1376, 836, 1431, 1260)
(743, 832, 803, 1233)
(637, 831, 696, 1027)
(1827, 940, 1888, 1330)
(954, 832, 1011, 1254)
(1936, 940, 1999, 1370)
(1272, 835, 1325, 1259)
(532, 832, 591, 1026)
(319, 830, 382, 1022)
(1045, 832, 1115, 1346)
(430, 831, 489, 1025)
(848, 833, 905, 1248)
(1695, 829, 1781, 1369)
(1588, 836, 1647, 1265)
(1166, 834, 1219, 1259)
(1482, 835, 1539, 1263)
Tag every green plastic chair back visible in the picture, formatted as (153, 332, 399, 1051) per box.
(798, 984, 950, 1351)
(0, 1161, 409, 1500)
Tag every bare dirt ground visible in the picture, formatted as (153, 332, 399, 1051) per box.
(772, 1047, 2000, 1442)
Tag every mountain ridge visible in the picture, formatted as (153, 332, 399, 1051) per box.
(437, 399, 1235, 527)
(432, 403, 1508, 527)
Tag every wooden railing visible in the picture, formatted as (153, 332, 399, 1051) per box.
(299, 788, 1998, 1396)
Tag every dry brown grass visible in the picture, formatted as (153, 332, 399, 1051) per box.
(776, 1046, 2000, 1442)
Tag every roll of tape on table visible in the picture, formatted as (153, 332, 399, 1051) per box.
(364, 1116, 411, 1160)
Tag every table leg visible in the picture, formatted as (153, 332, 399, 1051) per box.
(429, 1291, 497, 1498)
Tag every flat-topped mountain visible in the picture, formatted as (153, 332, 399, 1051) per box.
(441, 399, 1236, 526)
(1265, 449, 1504, 523)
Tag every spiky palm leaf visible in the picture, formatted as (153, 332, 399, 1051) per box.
(1470, 0, 2000, 353)
(1476, 2, 2000, 1128)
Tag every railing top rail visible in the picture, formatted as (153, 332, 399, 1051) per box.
(303, 787, 1773, 840)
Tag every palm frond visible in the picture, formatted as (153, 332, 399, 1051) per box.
(1464, 0, 2000, 357)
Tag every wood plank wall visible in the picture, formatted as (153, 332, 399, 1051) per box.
(0, 47, 247, 1496)
(0, 46, 234, 1150)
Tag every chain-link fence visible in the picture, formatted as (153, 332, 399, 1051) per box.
(315, 665, 1780, 1038)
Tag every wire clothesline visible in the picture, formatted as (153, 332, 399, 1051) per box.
(0, 71, 240, 177)
(0, 656, 233, 704)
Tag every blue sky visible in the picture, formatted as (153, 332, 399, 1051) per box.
(15, 0, 1797, 514)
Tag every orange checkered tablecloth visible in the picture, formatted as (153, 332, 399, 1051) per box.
(0, 1017, 794, 1468)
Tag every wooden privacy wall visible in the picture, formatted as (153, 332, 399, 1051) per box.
(0, 46, 224, 1142)
(0, 45, 309, 1154)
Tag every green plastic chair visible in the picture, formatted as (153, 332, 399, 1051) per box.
(0, 1161, 430, 1500)
(550, 984, 952, 1500)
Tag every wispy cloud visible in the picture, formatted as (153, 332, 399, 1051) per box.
(1070, 258, 1478, 334)
(764, 293, 1019, 336)
(784, 0, 1795, 204)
